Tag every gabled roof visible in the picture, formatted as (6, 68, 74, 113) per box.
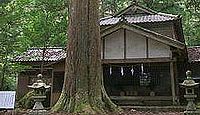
(114, 3, 157, 16)
(14, 47, 66, 62)
(187, 46, 200, 62)
(100, 14, 177, 26)
(100, 3, 179, 26)
(101, 21, 185, 50)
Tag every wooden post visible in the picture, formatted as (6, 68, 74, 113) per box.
(103, 38, 105, 59)
(170, 61, 176, 105)
(124, 29, 126, 59)
(146, 38, 149, 58)
(174, 61, 179, 104)
(50, 70, 54, 107)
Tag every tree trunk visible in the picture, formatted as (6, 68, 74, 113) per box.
(0, 65, 5, 90)
(52, 0, 119, 114)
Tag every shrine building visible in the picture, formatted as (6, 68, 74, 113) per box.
(14, 3, 189, 106)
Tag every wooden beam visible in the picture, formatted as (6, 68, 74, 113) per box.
(146, 38, 149, 58)
(171, 24, 176, 39)
(110, 96, 173, 101)
(174, 61, 179, 104)
(102, 57, 176, 64)
(103, 38, 105, 59)
(22, 68, 53, 71)
(122, 24, 185, 49)
(50, 70, 54, 107)
(101, 24, 122, 38)
(124, 29, 127, 59)
(101, 23, 185, 49)
(170, 61, 176, 105)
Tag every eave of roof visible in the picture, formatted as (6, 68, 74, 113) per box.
(187, 46, 200, 62)
(100, 14, 177, 26)
(100, 3, 179, 26)
(13, 47, 66, 62)
(101, 21, 185, 50)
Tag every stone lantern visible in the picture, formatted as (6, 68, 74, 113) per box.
(28, 74, 50, 114)
(180, 70, 200, 114)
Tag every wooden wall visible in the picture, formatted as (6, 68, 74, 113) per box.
(104, 29, 124, 59)
(102, 28, 172, 60)
(139, 22, 175, 39)
(53, 60, 65, 72)
(148, 39, 171, 58)
(126, 30, 146, 58)
(17, 61, 65, 107)
(151, 25, 175, 39)
(17, 74, 29, 98)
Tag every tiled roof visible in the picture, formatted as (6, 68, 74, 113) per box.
(14, 47, 66, 62)
(100, 14, 177, 26)
(15, 46, 196, 62)
(187, 46, 200, 62)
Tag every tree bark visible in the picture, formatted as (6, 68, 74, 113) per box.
(52, 0, 119, 114)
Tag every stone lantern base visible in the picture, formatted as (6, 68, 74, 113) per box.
(32, 96, 46, 110)
(184, 110, 200, 115)
(28, 96, 47, 115)
(28, 109, 47, 115)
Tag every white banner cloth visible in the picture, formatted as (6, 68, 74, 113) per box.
(0, 91, 16, 109)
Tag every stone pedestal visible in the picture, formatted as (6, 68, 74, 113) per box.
(27, 74, 50, 115)
(184, 94, 197, 111)
(180, 70, 200, 115)
(29, 109, 47, 115)
(32, 96, 46, 110)
(184, 110, 200, 115)
(28, 96, 48, 115)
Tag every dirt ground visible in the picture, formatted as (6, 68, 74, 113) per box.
(0, 110, 184, 115)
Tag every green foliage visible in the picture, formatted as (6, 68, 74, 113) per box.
(181, 0, 200, 46)
(9, 0, 68, 47)
(100, 0, 131, 16)
(1, 0, 68, 49)
(0, 1, 26, 91)
(0, 0, 68, 91)
(17, 91, 34, 109)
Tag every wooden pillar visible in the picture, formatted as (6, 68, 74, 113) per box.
(124, 29, 126, 59)
(102, 38, 105, 59)
(146, 37, 149, 58)
(174, 61, 179, 104)
(50, 70, 54, 107)
(170, 61, 176, 105)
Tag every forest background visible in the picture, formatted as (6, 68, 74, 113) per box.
(0, 0, 199, 91)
